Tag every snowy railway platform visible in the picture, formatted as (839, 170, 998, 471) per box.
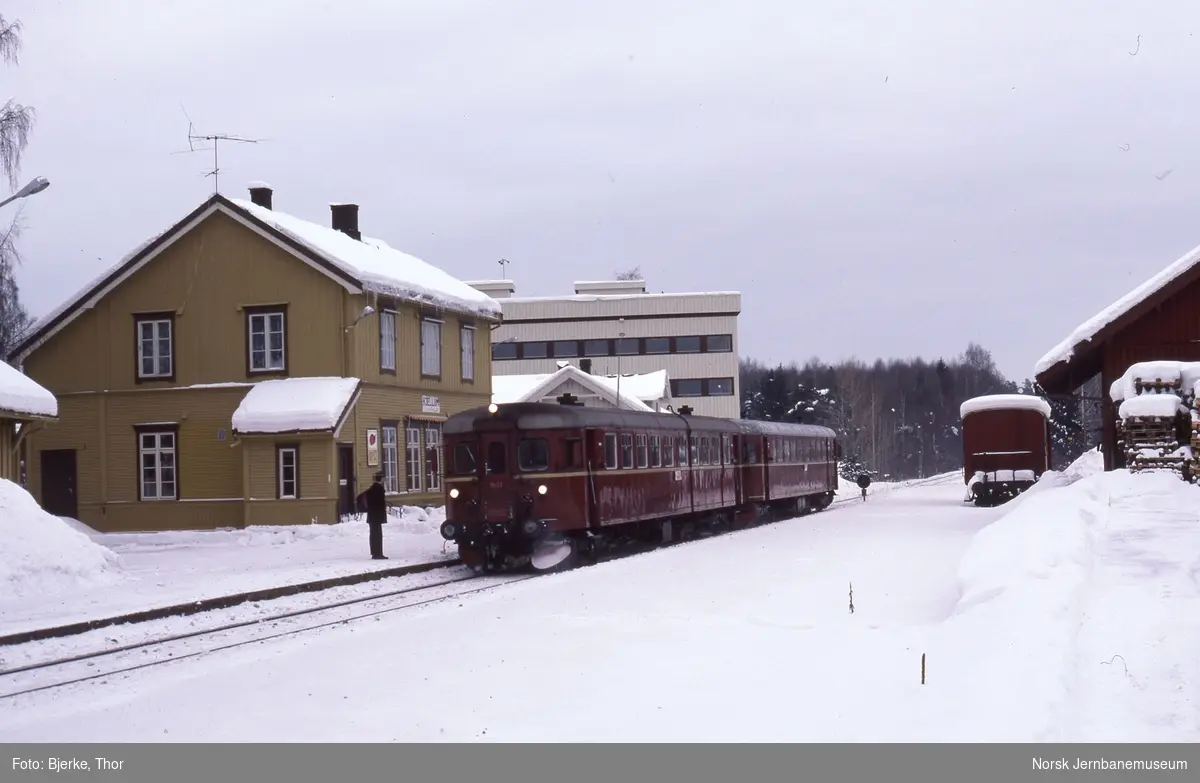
(0, 493, 461, 643)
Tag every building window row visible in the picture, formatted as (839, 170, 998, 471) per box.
(670, 377, 735, 397)
(135, 306, 479, 384)
(379, 419, 443, 495)
(491, 333, 733, 361)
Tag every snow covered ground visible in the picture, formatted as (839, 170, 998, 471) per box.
(1, 503, 454, 637)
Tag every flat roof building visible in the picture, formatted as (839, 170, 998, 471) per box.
(467, 278, 741, 419)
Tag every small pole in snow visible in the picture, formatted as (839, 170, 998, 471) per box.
(848, 582, 854, 614)
(921, 653, 926, 685)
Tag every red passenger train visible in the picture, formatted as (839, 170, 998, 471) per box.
(439, 398, 841, 572)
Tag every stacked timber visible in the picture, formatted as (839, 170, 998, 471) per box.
(1109, 361, 1198, 479)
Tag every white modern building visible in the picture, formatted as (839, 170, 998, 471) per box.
(467, 278, 741, 419)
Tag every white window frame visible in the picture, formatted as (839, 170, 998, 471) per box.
(405, 423, 423, 491)
(460, 324, 475, 381)
(278, 446, 298, 499)
(604, 433, 618, 469)
(424, 423, 442, 492)
(136, 318, 173, 379)
(248, 311, 286, 372)
(381, 424, 399, 493)
(139, 430, 177, 500)
(380, 310, 397, 372)
(635, 434, 648, 468)
(420, 318, 442, 377)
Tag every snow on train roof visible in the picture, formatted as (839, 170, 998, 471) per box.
(734, 419, 837, 438)
(444, 403, 834, 437)
(959, 394, 1052, 420)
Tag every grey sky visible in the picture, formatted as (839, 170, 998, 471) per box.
(5, 0, 1199, 382)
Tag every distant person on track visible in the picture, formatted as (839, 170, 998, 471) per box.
(357, 471, 388, 560)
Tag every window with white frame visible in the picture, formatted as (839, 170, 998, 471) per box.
(380, 310, 397, 371)
(405, 423, 423, 491)
(604, 433, 618, 469)
(248, 310, 286, 372)
(380, 424, 399, 493)
(139, 430, 177, 500)
(424, 423, 442, 492)
(635, 434, 648, 468)
(136, 317, 173, 379)
(620, 433, 634, 468)
(460, 324, 475, 381)
(420, 318, 442, 377)
(277, 446, 298, 499)
(649, 435, 661, 467)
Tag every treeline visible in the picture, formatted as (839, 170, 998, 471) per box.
(739, 343, 1102, 481)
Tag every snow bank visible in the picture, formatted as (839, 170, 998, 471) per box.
(959, 393, 1051, 420)
(0, 362, 57, 418)
(0, 479, 124, 604)
(1034, 240, 1200, 376)
(231, 377, 360, 434)
(1118, 393, 1182, 419)
(232, 199, 501, 319)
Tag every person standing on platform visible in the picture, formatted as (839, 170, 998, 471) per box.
(357, 471, 388, 559)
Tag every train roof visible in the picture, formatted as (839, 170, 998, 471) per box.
(444, 402, 838, 438)
(959, 393, 1052, 420)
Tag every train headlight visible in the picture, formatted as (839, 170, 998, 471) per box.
(449, 487, 459, 499)
(537, 484, 548, 495)
(488, 403, 498, 414)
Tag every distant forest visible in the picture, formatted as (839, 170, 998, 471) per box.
(739, 343, 1104, 482)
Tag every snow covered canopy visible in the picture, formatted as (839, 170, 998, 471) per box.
(491, 366, 669, 412)
(959, 394, 1052, 420)
(9, 192, 501, 365)
(0, 362, 57, 420)
(1034, 239, 1200, 381)
(231, 377, 362, 436)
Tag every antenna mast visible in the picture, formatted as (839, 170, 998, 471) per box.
(498, 257, 510, 278)
(176, 106, 263, 194)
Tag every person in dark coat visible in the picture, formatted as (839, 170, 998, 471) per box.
(356, 471, 388, 560)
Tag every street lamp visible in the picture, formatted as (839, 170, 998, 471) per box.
(616, 317, 625, 410)
(0, 176, 50, 210)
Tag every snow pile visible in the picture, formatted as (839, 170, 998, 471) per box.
(232, 199, 501, 319)
(959, 393, 1052, 420)
(231, 377, 360, 434)
(1034, 239, 1200, 375)
(0, 362, 57, 418)
(0, 479, 124, 604)
(1108, 360, 1200, 402)
(1118, 393, 1183, 419)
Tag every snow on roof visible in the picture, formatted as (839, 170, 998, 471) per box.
(960, 394, 1052, 420)
(0, 362, 57, 419)
(231, 199, 501, 320)
(491, 367, 656, 411)
(1108, 360, 1200, 402)
(591, 370, 670, 402)
(1034, 240, 1200, 376)
(501, 290, 741, 304)
(1119, 393, 1183, 420)
(231, 377, 361, 435)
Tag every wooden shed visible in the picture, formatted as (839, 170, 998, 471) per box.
(1034, 240, 1200, 471)
(0, 361, 58, 484)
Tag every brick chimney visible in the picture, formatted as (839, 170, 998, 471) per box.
(248, 183, 273, 210)
(330, 204, 360, 241)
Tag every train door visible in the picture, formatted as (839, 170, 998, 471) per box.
(479, 430, 515, 523)
(583, 428, 606, 529)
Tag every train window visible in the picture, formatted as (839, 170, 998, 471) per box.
(679, 437, 689, 465)
(564, 438, 582, 469)
(452, 443, 476, 475)
(745, 440, 758, 464)
(620, 433, 635, 468)
(486, 441, 506, 474)
(517, 439, 550, 472)
(699, 437, 710, 465)
(663, 436, 674, 467)
(724, 435, 733, 464)
(604, 433, 618, 469)
(635, 434, 648, 468)
(649, 435, 661, 467)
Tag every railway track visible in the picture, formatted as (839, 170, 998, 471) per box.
(1, 474, 960, 700)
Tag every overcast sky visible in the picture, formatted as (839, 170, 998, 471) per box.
(5, 1, 1200, 382)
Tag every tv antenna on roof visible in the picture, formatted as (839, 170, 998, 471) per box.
(173, 105, 264, 194)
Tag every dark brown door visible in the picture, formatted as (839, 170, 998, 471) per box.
(41, 449, 78, 519)
(337, 444, 356, 517)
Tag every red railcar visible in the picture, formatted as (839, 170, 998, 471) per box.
(960, 393, 1053, 507)
(440, 400, 840, 572)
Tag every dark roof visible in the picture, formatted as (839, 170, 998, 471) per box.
(444, 402, 838, 439)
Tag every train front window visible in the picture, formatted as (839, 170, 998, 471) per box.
(453, 443, 476, 475)
(486, 441, 507, 474)
(518, 439, 550, 472)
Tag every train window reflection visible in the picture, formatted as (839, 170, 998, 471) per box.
(453, 443, 476, 474)
(518, 439, 550, 472)
(486, 441, 507, 474)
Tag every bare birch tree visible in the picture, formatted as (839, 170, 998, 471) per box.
(0, 13, 35, 362)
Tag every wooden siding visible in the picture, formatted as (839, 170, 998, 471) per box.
(243, 436, 338, 526)
(25, 394, 101, 510)
(22, 211, 346, 392)
(0, 419, 15, 483)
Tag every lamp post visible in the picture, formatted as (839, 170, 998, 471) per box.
(0, 177, 50, 211)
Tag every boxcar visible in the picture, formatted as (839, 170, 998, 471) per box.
(960, 393, 1052, 507)
(440, 399, 840, 572)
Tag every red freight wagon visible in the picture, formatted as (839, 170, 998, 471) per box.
(960, 393, 1053, 507)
